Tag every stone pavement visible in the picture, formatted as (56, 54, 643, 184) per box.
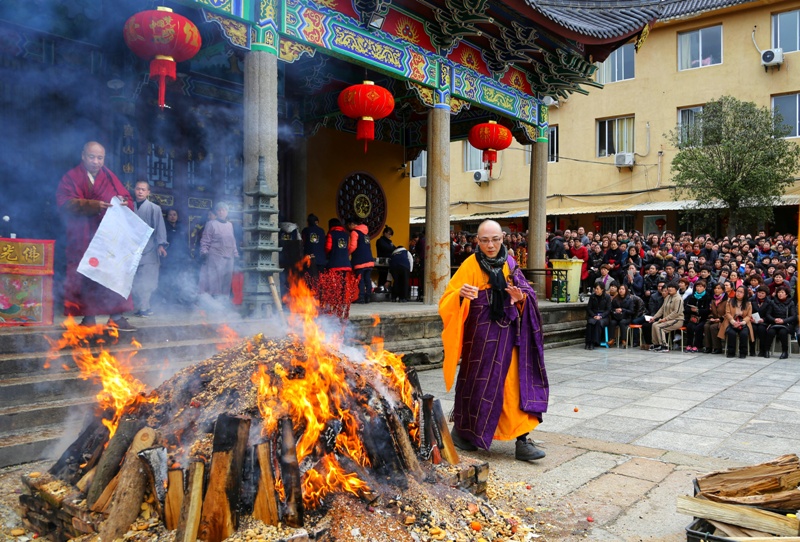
(416, 344, 800, 541)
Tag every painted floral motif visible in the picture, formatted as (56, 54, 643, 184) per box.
(395, 17, 420, 44)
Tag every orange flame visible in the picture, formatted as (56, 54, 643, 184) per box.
(216, 324, 240, 350)
(252, 273, 419, 508)
(47, 316, 157, 439)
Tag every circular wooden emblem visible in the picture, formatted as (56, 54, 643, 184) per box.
(336, 172, 386, 239)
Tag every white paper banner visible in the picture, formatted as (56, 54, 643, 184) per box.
(77, 196, 154, 298)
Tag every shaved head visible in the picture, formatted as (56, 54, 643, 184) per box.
(477, 220, 504, 258)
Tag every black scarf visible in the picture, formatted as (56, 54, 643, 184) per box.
(475, 244, 509, 321)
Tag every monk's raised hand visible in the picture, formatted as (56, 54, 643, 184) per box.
(460, 283, 479, 300)
(506, 285, 524, 303)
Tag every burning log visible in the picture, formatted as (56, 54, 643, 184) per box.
(176, 460, 204, 542)
(253, 440, 280, 526)
(89, 473, 118, 513)
(198, 414, 251, 542)
(138, 446, 169, 521)
(386, 408, 424, 481)
(98, 427, 156, 541)
(420, 395, 441, 465)
(86, 417, 144, 508)
(431, 397, 459, 465)
(279, 417, 304, 528)
(49, 415, 109, 484)
(165, 469, 184, 530)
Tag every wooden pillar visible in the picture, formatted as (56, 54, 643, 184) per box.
(424, 104, 450, 305)
(527, 139, 548, 297)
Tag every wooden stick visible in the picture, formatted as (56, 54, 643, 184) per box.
(75, 466, 96, 493)
(386, 409, 425, 481)
(431, 398, 460, 465)
(98, 427, 156, 541)
(278, 417, 304, 528)
(198, 414, 251, 542)
(268, 275, 286, 324)
(165, 469, 184, 531)
(420, 395, 441, 464)
(87, 418, 144, 508)
(90, 472, 119, 513)
(253, 441, 280, 526)
(175, 461, 204, 542)
(676, 495, 800, 537)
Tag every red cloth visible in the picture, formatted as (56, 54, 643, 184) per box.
(569, 245, 590, 280)
(56, 164, 134, 316)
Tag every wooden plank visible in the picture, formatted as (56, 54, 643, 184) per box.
(431, 399, 459, 465)
(386, 409, 425, 481)
(165, 469, 184, 531)
(175, 461, 204, 542)
(676, 495, 800, 537)
(253, 441, 280, 526)
(198, 414, 251, 542)
(87, 418, 144, 508)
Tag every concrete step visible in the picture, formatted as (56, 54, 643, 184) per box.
(0, 422, 83, 470)
(0, 397, 95, 435)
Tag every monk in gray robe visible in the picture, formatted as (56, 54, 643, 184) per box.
(132, 180, 167, 316)
(199, 202, 239, 297)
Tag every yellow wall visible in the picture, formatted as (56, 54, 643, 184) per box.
(410, 0, 800, 229)
(308, 126, 410, 250)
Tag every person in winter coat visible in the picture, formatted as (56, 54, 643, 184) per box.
(719, 286, 753, 359)
(388, 245, 414, 302)
(750, 285, 772, 357)
(587, 244, 605, 288)
(585, 282, 612, 350)
(347, 216, 375, 304)
(629, 292, 647, 347)
(603, 240, 625, 283)
(649, 282, 684, 352)
(622, 263, 644, 297)
(683, 280, 710, 352)
(568, 238, 590, 291)
(764, 285, 797, 359)
(704, 283, 729, 354)
(608, 283, 634, 348)
(548, 230, 566, 261)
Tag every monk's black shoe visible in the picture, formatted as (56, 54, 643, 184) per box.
(515, 438, 546, 461)
(450, 429, 477, 451)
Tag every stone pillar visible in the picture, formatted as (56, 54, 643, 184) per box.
(424, 104, 450, 305)
(290, 138, 308, 225)
(242, 50, 281, 316)
(527, 140, 548, 297)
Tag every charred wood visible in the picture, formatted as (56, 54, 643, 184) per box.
(175, 460, 205, 542)
(431, 399, 459, 465)
(87, 417, 144, 508)
(279, 417, 304, 528)
(139, 446, 169, 521)
(49, 415, 109, 484)
(386, 409, 424, 481)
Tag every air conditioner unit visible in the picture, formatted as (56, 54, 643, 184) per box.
(473, 170, 489, 183)
(418, 176, 427, 188)
(614, 152, 635, 168)
(761, 48, 784, 67)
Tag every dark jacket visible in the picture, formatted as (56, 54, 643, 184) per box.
(750, 296, 772, 321)
(376, 235, 395, 259)
(643, 273, 662, 299)
(764, 298, 798, 333)
(647, 291, 664, 316)
(603, 247, 625, 272)
(684, 291, 711, 323)
(302, 223, 328, 266)
(623, 272, 644, 298)
(325, 226, 351, 271)
(549, 235, 566, 260)
(630, 294, 646, 319)
(587, 293, 612, 320)
(610, 294, 634, 321)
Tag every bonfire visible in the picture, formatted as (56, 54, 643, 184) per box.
(19, 277, 540, 542)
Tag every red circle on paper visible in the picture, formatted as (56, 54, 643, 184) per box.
(89, 257, 99, 267)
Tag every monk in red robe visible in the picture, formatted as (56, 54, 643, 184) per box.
(55, 141, 136, 331)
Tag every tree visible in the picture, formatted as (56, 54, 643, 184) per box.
(667, 95, 800, 238)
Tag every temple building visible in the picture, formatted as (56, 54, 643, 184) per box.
(0, 0, 654, 310)
(412, 0, 800, 237)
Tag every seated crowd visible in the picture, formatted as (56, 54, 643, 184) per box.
(577, 228, 798, 359)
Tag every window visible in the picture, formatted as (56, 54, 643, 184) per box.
(773, 10, 800, 53)
(774, 93, 800, 138)
(411, 150, 427, 177)
(678, 106, 703, 144)
(548, 126, 559, 162)
(464, 141, 483, 171)
(596, 43, 635, 83)
(597, 116, 634, 157)
(678, 25, 722, 70)
(599, 215, 634, 234)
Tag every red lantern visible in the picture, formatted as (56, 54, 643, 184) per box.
(338, 81, 395, 152)
(655, 218, 666, 230)
(593, 219, 602, 232)
(468, 120, 512, 176)
(123, 7, 202, 109)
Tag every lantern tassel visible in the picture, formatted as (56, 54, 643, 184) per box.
(150, 56, 177, 109)
(356, 118, 375, 154)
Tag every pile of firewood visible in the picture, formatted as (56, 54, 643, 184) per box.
(17, 334, 506, 542)
(677, 454, 800, 540)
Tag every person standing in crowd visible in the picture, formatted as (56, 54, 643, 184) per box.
(55, 141, 136, 331)
(568, 238, 589, 291)
(376, 225, 396, 290)
(649, 282, 684, 352)
(720, 286, 753, 359)
(301, 213, 327, 276)
(347, 216, 375, 304)
(198, 202, 238, 299)
(160, 208, 193, 305)
(131, 180, 167, 318)
(440, 220, 548, 462)
(548, 230, 566, 261)
(389, 244, 413, 302)
(325, 218, 351, 273)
